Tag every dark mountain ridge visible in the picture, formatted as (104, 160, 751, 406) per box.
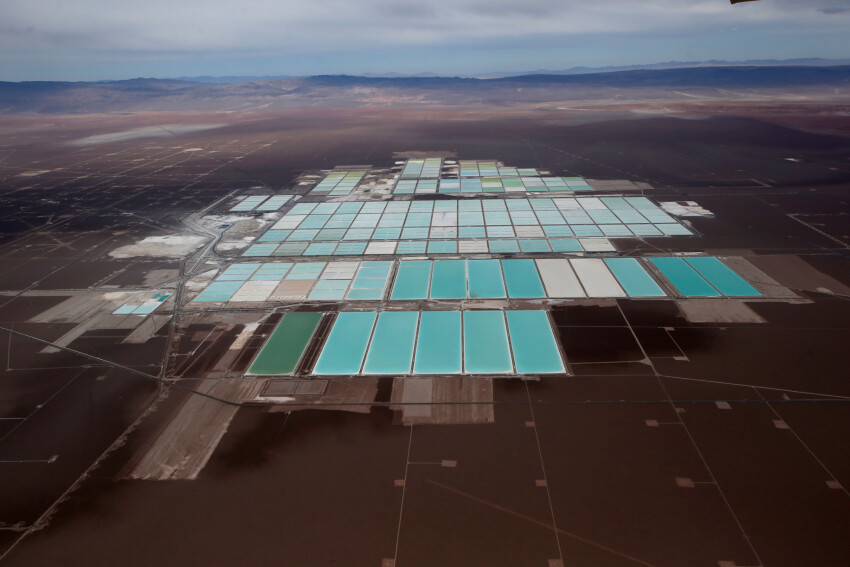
(2, 65, 848, 114)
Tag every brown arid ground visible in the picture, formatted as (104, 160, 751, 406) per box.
(0, 96, 848, 567)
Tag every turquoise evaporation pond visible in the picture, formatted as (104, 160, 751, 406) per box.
(313, 310, 565, 376)
(413, 311, 462, 374)
(502, 259, 546, 298)
(650, 257, 720, 296)
(313, 312, 377, 375)
(685, 257, 761, 296)
(467, 260, 506, 298)
(391, 260, 431, 300)
(463, 311, 513, 374)
(430, 260, 467, 299)
(386, 258, 668, 300)
(604, 258, 665, 297)
(362, 312, 419, 374)
(506, 310, 565, 374)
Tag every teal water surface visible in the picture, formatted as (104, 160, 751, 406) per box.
(502, 259, 546, 298)
(430, 260, 467, 299)
(685, 257, 760, 296)
(463, 311, 513, 374)
(413, 311, 462, 374)
(506, 310, 565, 374)
(391, 260, 431, 300)
(313, 312, 377, 375)
(467, 260, 506, 298)
(650, 257, 720, 297)
(604, 258, 665, 297)
(362, 311, 419, 374)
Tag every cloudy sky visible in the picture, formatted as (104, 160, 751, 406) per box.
(2, 0, 849, 81)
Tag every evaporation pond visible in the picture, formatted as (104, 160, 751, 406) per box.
(467, 260, 506, 298)
(248, 312, 322, 375)
(430, 260, 467, 299)
(502, 259, 545, 298)
(686, 257, 761, 296)
(604, 258, 665, 297)
(413, 311, 462, 374)
(391, 261, 431, 300)
(650, 257, 720, 297)
(463, 311, 513, 373)
(313, 312, 377, 375)
(362, 312, 419, 375)
(506, 310, 565, 374)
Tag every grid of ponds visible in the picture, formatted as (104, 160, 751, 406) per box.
(219, 155, 765, 381)
(400, 158, 442, 179)
(192, 256, 759, 304)
(391, 258, 663, 299)
(458, 161, 537, 177)
(308, 309, 565, 376)
(244, 196, 688, 257)
(243, 237, 609, 257)
(650, 256, 761, 297)
(192, 261, 392, 303)
(229, 194, 293, 212)
(310, 170, 367, 195)
(393, 176, 594, 194)
(393, 159, 593, 194)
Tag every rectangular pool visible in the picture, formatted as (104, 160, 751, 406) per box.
(313, 312, 377, 375)
(391, 260, 432, 300)
(506, 310, 565, 374)
(570, 259, 626, 298)
(467, 260, 507, 298)
(463, 311, 513, 374)
(650, 257, 720, 297)
(535, 259, 585, 298)
(502, 259, 546, 298)
(248, 312, 322, 375)
(685, 257, 761, 296)
(604, 258, 665, 297)
(362, 311, 419, 375)
(430, 260, 467, 299)
(413, 311, 463, 374)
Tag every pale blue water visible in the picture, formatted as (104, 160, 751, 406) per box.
(650, 258, 720, 296)
(550, 239, 583, 252)
(506, 310, 565, 374)
(467, 260, 506, 298)
(362, 312, 419, 375)
(391, 260, 431, 300)
(430, 260, 467, 299)
(502, 259, 545, 298)
(685, 257, 761, 296)
(413, 311, 462, 374)
(463, 311, 513, 374)
(346, 263, 391, 300)
(194, 281, 244, 302)
(604, 258, 666, 297)
(313, 312, 377, 375)
(307, 279, 348, 301)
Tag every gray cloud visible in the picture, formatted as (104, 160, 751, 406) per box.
(380, 2, 439, 19)
(1, 0, 849, 79)
(2, 0, 844, 53)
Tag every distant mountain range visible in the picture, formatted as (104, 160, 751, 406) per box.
(2, 64, 849, 114)
(171, 59, 849, 83)
(473, 58, 850, 79)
